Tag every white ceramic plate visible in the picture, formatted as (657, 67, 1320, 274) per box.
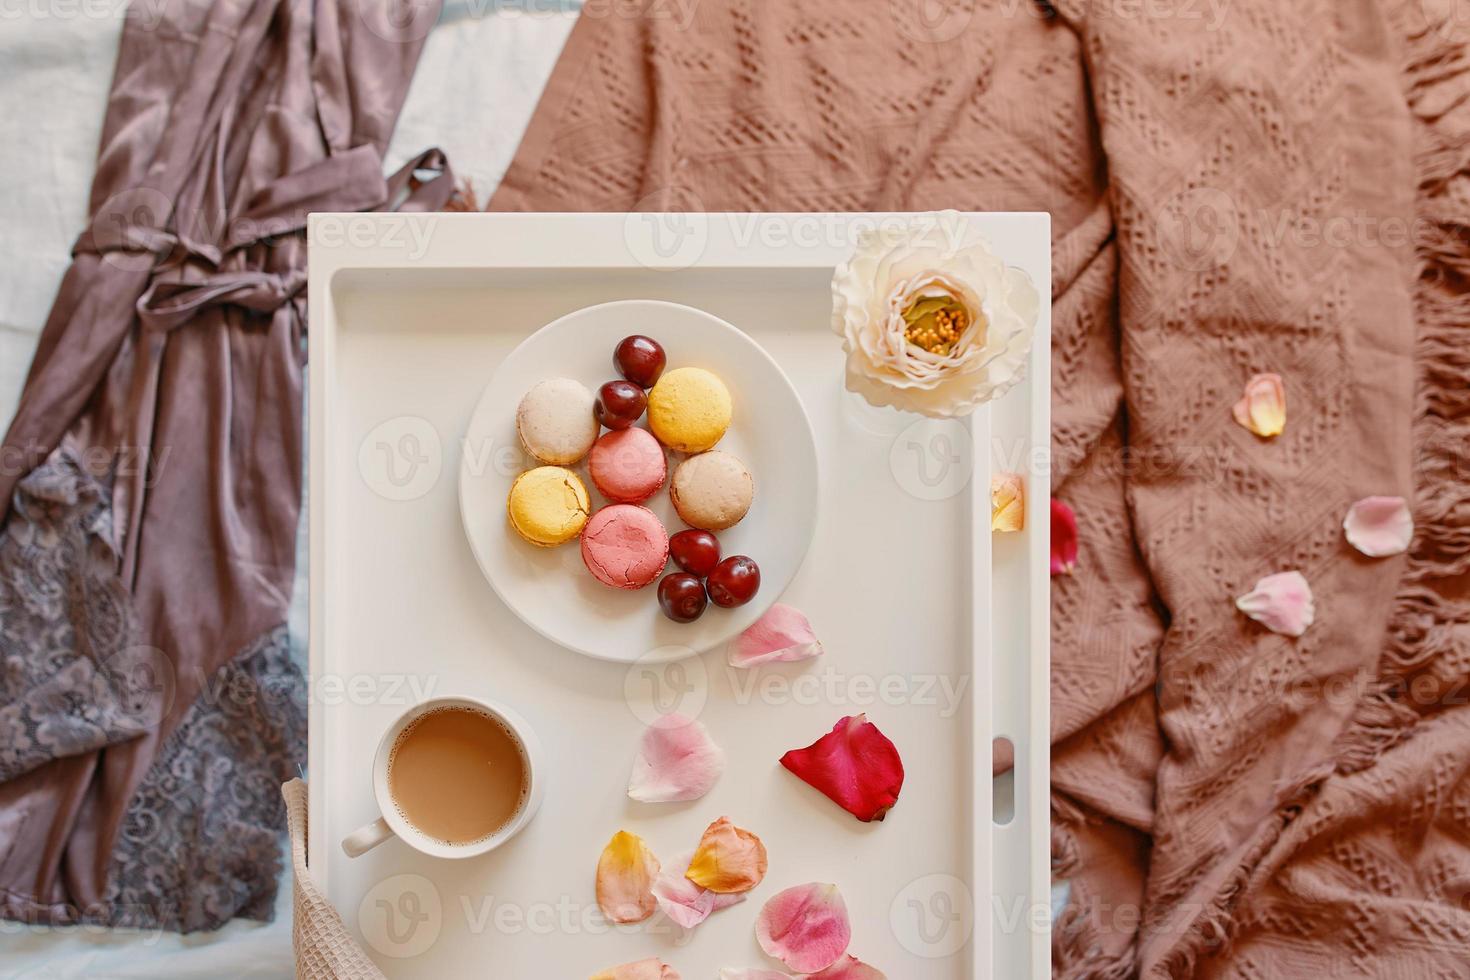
(458, 299, 819, 662)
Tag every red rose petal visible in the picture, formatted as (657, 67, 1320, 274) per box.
(1050, 498, 1077, 575)
(779, 715, 904, 822)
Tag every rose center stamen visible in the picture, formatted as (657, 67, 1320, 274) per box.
(902, 294, 972, 356)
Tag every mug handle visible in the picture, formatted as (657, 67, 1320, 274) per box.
(342, 817, 395, 858)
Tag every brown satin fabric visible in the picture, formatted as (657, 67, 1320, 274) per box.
(491, 2, 1470, 976)
(0, 0, 449, 924)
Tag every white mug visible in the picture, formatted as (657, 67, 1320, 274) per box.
(341, 696, 544, 859)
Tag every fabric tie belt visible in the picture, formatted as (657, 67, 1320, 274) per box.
(70, 147, 454, 331)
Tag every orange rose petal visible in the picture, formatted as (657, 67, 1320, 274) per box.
(590, 958, 681, 980)
(596, 830, 661, 924)
(685, 817, 768, 894)
(1231, 372, 1286, 437)
(990, 471, 1025, 532)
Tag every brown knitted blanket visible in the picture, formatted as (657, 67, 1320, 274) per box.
(491, 1, 1470, 975)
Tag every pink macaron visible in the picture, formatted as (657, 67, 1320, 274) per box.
(580, 504, 669, 590)
(588, 427, 667, 504)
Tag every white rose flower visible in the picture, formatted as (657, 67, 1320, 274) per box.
(831, 211, 1039, 418)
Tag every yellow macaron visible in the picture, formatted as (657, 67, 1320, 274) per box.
(647, 367, 732, 453)
(507, 466, 590, 547)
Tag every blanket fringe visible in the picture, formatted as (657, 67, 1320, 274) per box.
(1051, 805, 1147, 979)
(1326, 4, 1470, 778)
(1055, 6, 1470, 977)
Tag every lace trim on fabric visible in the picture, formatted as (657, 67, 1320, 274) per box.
(0, 444, 150, 781)
(102, 624, 306, 932)
(0, 444, 307, 932)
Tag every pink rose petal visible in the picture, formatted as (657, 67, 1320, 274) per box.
(655, 890, 712, 931)
(1232, 372, 1286, 437)
(652, 849, 744, 929)
(653, 857, 715, 928)
(1235, 570, 1315, 637)
(710, 886, 747, 912)
(628, 713, 726, 804)
(801, 955, 887, 979)
(727, 603, 824, 667)
(756, 883, 852, 974)
(1051, 498, 1077, 575)
(1343, 495, 1412, 557)
(719, 971, 793, 980)
(590, 958, 681, 980)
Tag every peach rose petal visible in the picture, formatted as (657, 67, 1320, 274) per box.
(756, 883, 852, 974)
(1232, 372, 1286, 437)
(1051, 498, 1078, 575)
(628, 713, 726, 804)
(780, 714, 905, 822)
(590, 958, 681, 980)
(1235, 571, 1315, 637)
(802, 955, 887, 979)
(1343, 495, 1413, 557)
(596, 831, 661, 924)
(991, 471, 1025, 532)
(686, 817, 768, 894)
(727, 603, 824, 667)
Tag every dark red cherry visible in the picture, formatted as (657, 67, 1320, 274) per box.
(614, 335, 667, 389)
(706, 556, 760, 608)
(658, 572, 708, 623)
(669, 529, 721, 577)
(595, 380, 647, 430)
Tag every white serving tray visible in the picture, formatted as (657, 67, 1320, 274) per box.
(307, 212, 1051, 979)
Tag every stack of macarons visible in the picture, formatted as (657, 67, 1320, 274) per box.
(505, 333, 761, 621)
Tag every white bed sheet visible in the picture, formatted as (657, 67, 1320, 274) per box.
(0, 5, 575, 978)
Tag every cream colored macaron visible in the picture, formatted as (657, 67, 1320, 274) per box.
(507, 466, 591, 547)
(647, 367, 732, 453)
(670, 450, 753, 531)
(516, 378, 599, 465)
